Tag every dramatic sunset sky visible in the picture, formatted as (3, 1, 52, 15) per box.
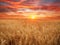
(0, 0, 60, 12)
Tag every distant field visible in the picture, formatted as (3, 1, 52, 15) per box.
(0, 19, 60, 45)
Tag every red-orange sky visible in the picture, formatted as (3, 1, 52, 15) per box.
(0, 0, 60, 20)
(0, 0, 60, 12)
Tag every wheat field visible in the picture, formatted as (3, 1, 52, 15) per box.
(0, 19, 60, 45)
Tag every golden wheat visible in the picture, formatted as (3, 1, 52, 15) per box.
(0, 19, 60, 45)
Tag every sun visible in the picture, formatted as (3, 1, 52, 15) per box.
(28, 15, 37, 19)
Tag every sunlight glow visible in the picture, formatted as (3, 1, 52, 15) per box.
(28, 15, 37, 19)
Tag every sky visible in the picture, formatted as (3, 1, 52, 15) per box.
(0, 0, 60, 12)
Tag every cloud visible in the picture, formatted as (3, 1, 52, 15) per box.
(10, 0, 20, 2)
(0, 2, 11, 6)
(40, 0, 56, 3)
(0, 8, 16, 12)
(39, 0, 60, 6)
(0, 0, 60, 12)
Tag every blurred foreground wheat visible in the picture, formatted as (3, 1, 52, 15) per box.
(0, 19, 60, 45)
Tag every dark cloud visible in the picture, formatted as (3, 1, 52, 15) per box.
(0, 8, 10, 12)
(0, 2, 11, 6)
(10, 0, 20, 2)
(39, 0, 60, 6)
(0, 8, 16, 12)
(40, 0, 60, 3)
